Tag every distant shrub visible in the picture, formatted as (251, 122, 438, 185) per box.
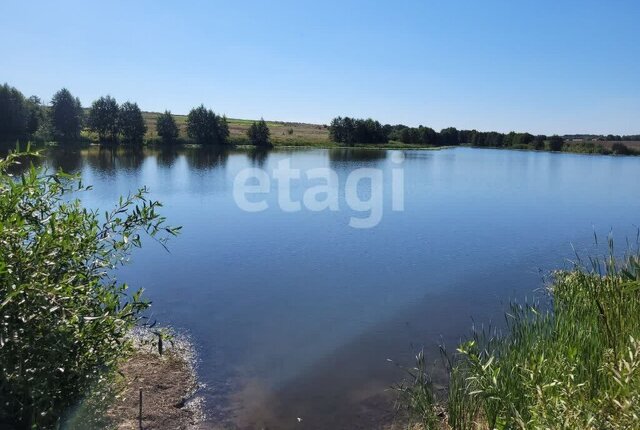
(569, 141, 610, 155)
(611, 142, 632, 155)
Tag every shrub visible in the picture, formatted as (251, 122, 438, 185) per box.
(0, 148, 179, 428)
(611, 142, 632, 155)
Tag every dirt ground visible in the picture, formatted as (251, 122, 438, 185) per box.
(106, 332, 204, 430)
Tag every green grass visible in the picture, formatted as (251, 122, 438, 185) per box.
(81, 110, 640, 155)
(136, 111, 451, 149)
(140, 111, 332, 146)
(397, 238, 640, 429)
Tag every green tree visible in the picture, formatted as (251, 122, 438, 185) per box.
(156, 110, 179, 143)
(118, 101, 146, 144)
(548, 135, 564, 151)
(186, 105, 229, 145)
(88, 96, 119, 142)
(328, 116, 388, 144)
(439, 127, 460, 146)
(531, 134, 547, 150)
(247, 118, 272, 147)
(50, 88, 83, 141)
(25, 96, 44, 135)
(0, 83, 28, 137)
(0, 149, 179, 428)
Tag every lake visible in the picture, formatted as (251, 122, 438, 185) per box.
(39, 145, 640, 429)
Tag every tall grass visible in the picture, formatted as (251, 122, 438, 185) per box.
(397, 238, 640, 429)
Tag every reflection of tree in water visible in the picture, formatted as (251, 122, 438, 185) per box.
(248, 148, 269, 168)
(46, 147, 83, 173)
(115, 147, 145, 172)
(83, 145, 145, 175)
(328, 148, 387, 166)
(155, 146, 179, 168)
(83, 146, 117, 175)
(183, 147, 229, 171)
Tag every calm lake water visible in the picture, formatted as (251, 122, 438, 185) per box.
(38, 146, 640, 428)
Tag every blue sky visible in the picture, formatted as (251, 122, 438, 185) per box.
(2, 0, 639, 135)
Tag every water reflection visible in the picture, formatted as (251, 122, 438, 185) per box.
(328, 148, 387, 166)
(155, 146, 180, 168)
(247, 148, 269, 168)
(6, 144, 640, 429)
(47, 147, 83, 173)
(183, 147, 229, 171)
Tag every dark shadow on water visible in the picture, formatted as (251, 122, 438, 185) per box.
(328, 148, 388, 166)
(154, 146, 180, 168)
(46, 146, 83, 173)
(248, 148, 269, 168)
(183, 146, 230, 171)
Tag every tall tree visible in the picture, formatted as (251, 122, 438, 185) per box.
(0, 83, 28, 137)
(186, 105, 229, 145)
(247, 118, 272, 147)
(25, 96, 43, 135)
(118, 101, 146, 144)
(50, 88, 83, 141)
(88, 96, 119, 142)
(156, 110, 179, 143)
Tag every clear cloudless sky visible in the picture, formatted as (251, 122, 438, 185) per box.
(2, 0, 639, 135)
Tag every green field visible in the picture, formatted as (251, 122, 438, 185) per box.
(141, 111, 331, 146)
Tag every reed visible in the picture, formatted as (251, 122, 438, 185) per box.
(398, 237, 640, 429)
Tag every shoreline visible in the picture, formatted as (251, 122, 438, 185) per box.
(106, 328, 205, 430)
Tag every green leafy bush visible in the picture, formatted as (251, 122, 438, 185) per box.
(0, 148, 179, 428)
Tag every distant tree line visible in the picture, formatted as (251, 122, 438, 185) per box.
(0, 83, 236, 146)
(329, 117, 388, 144)
(329, 117, 573, 152)
(1, 82, 638, 152)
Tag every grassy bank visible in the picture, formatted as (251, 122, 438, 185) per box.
(397, 241, 640, 429)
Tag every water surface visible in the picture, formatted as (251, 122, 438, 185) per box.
(41, 146, 640, 428)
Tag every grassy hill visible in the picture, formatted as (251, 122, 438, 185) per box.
(141, 111, 331, 146)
